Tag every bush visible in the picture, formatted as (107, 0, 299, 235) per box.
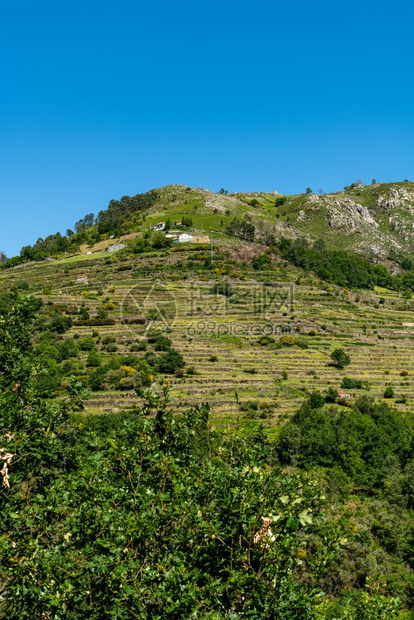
(280, 335, 295, 347)
(210, 281, 233, 297)
(89, 367, 107, 391)
(341, 377, 363, 390)
(102, 335, 116, 345)
(79, 337, 96, 351)
(384, 386, 395, 399)
(86, 350, 101, 367)
(157, 349, 185, 374)
(325, 387, 338, 402)
(119, 377, 135, 390)
(330, 348, 351, 369)
(152, 335, 172, 351)
(295, 336, 308, 349)
(309, 391, 325, 409)
(258, 335, 275, 346)
(252, 254, 271, 270)
(105, 342, 118, 353)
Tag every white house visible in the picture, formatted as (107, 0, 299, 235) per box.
(177, 233, 193, 243)
(153, 222, 166, 231)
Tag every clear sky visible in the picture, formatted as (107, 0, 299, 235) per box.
(1, 0, 414, 256)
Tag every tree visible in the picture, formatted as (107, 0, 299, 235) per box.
(210, 281, 233, 297)
(309, 391, 325, 409)
(181, 216, 193, 228)
(152, 234, 172, 249)
(384, 386, 395, 399)
(226, 217, 255, 242)
(306, 187, 313, 195)
(0, 250, 7, 265)
(86, 350, 101, 367)
(330, 348, 351, 369)
(156, 348, 185, 374)
(75, 213, 95, 233)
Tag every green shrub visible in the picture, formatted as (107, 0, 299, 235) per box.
(210, 281, 233, 297)
(330, 348, 351, 369)
(86, 350, 101, 367)
(79, 337, 96, 351)
(157, 349, 185, 374)
(341, 377, 363, 389)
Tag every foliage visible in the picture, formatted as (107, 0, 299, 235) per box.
(210, 281, 233, 297)
(330, 348, 351, 369)
(226, 217, 255, 242)
(278, 238, 399, 290)
(156, 348, 185, 374)
(341, 377, 364, 390)
(181, 216, 193, 228)
(0, 296, 410, 617)
(252, 253, 272, 270)
(152, 233, 173, 249)
(278, 394, 413, 487)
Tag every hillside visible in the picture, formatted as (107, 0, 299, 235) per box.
(1, 201, 414, 429)
(6, 181, 414, 269)
(2, 182, 414, 616)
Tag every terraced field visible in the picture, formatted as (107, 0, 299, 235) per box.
(2, 245, 413, 432)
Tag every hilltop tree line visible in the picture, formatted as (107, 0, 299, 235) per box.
(3, 191, 160, 265)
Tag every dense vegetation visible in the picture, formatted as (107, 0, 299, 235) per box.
(278, 238, 414, 292)
(1, 293, 413, 618)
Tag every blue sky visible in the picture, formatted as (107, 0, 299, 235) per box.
(1, 0, 414, 256)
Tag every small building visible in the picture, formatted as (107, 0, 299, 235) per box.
(177, 233, 194, 243)
(337, 390, 351, 400)
(153, 222, 166, 231)
(76, 275, 88, 284)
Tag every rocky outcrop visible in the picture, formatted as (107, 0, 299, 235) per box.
(327, 198, 378, 229)
(107, 242, 126, 252)
(378, 187, 414, 212)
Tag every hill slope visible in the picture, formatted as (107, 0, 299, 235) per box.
(8, 181, 414, 268)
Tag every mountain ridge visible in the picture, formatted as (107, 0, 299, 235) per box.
(3, 180, 414, 268)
